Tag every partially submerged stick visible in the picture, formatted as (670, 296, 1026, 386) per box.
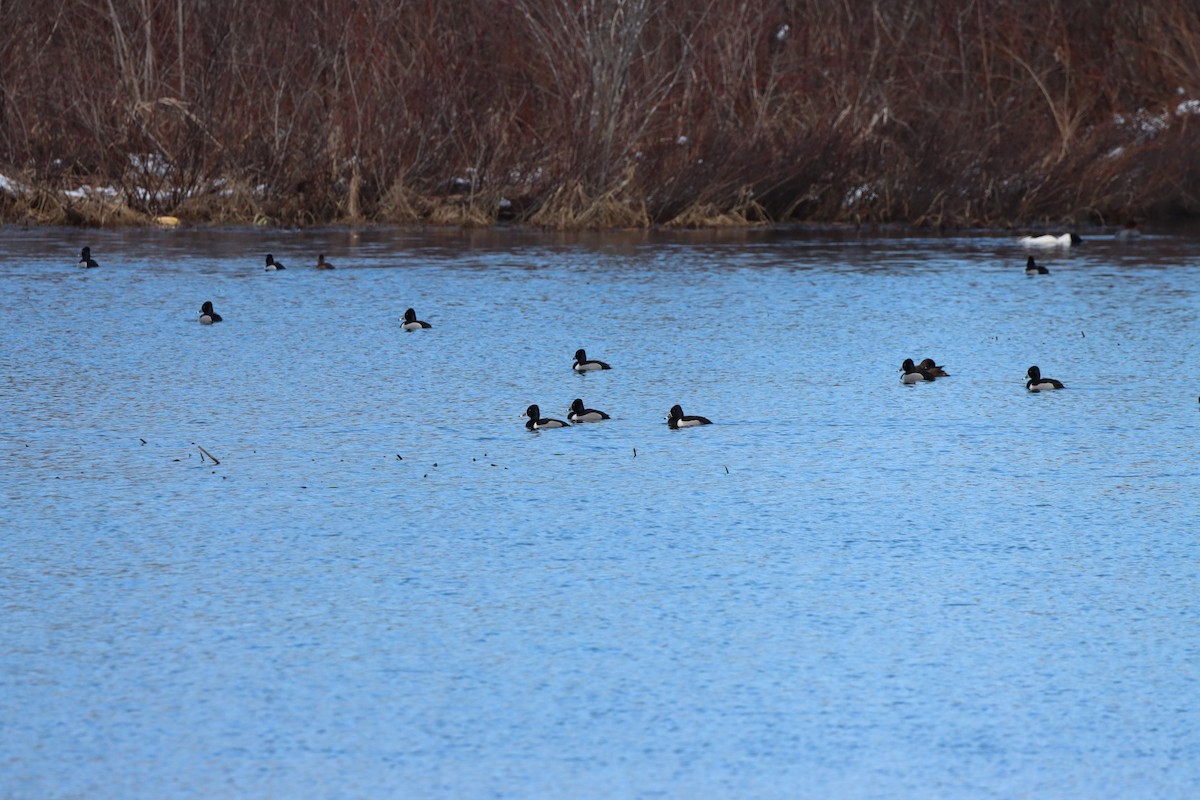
(197, 445, 220, 465)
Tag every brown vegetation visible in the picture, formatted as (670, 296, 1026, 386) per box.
(2, 0, 1199, 228)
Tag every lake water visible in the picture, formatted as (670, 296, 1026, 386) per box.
(2, 224, 1198, 798)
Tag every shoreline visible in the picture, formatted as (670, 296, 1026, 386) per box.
(2, 179, 1195, 232)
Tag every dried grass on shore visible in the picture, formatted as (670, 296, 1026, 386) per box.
(2, 0, 1199, 229)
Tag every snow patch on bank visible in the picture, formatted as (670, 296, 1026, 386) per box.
(1176, 98, 1200, 117)
(1112, 91, 1200, 143)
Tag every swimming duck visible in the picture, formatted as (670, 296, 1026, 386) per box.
(568, 398, 610, 422)
(199, 301, 223, 324)
(401, 308, 431, 330)
(1018, 233, 1081, 248)
(524, 404, 569, 430)
(264, 253, 286, 270)
(666, 404, 712, 428)
(918, 358, 950, 377)
(79, 247, 99, 268)
(901, 358, 936, 383)
(1026, 365, 1065, 392)
(1025, 256, 1049, 275)
(573, 348, 611, 371)
(1116, 221, 1141, 241)
(315, 254, 335, 269)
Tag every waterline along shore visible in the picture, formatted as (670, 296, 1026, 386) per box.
(2, 0, 1199, 230)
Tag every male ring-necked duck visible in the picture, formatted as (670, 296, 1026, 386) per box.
(79, 247, 99, 268)
(918, 358, 949, 377)
(401, 308, 432, 330)
(1025, 256, 1049, 274)
(264, 253, 286, 270)
(1018, 233, 1081, 248)
(524, 404, 569, 430)
(315, 254, 335, 269)
(199, 301, 223, 324)
(901, 358, 936, 383)
(568, 398, 610, 422)
(573, 348, 611, 371)
(666, 404, 712, 428)
(1026, 365, 1065, 392)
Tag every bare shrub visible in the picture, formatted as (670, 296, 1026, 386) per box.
(2, 0, 1199, 226)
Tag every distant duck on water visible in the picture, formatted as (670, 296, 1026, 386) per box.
(199, 301, 223, 324)
(1026, 365, 1065, 392)
(666, 404, 712, 429)
(1116, 220, 1141, 241)
(401, 308, 431, 330)
(918, 358, 949, 377)
(79, 247, 99, 268)
(573, 348, 611, 371)
(315, 254, 335, 269)
(524, 404, 569, 430)
(568, 398, 610, 422)
(1018, 233, 1081, 248)
(265, 253, 286, 270)
(1025, 256, 1049, 275)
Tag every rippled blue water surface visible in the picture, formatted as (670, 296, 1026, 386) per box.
(2, 224, 1199, 798)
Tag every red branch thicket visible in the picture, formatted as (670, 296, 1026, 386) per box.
(1, 0, 1198, 227)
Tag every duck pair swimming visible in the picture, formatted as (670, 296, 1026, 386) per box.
(523, 400, 611, 429)
(200, 299, 428, 328)
(80, 248, 327, 272)
(266, 253, 335, 270)
(900, 358, 948, 383)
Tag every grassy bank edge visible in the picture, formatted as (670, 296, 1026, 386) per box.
(2, 175, 1189, 232)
